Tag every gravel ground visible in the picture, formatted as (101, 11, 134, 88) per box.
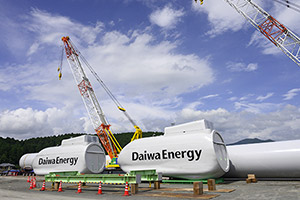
(0, 176, 299, 200)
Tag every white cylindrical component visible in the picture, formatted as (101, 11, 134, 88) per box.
(32, 135, 106, 175)
(118, 121, 229, 179)
(225, 140, 300, 178)
(19, 153, 38, 170)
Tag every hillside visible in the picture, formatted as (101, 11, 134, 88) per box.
(227, 138, 274, 146)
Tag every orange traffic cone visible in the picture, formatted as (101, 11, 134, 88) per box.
(40, 180, 46, 191)
(97, 181, 102, 195)
(76, 181, 82, 193)
(27, 176, 30, 183)
(32, 178, 36, 188)
(122, 182, 130, 196)
(29, 179, 33, 190)
(58, 181, 63, 192)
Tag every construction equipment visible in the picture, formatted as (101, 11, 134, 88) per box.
(194, 0, 204, 5)
(60, 36, 141, 166)
(195, 0, 300, 67)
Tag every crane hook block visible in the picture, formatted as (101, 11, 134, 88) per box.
(195, 0, 204, 5)
(118, 106, 126, 112)
(59, 72, 62, 80)
(61, 36, 70, 42)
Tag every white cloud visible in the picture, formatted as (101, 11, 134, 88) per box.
(26, 8, 104, 55)
(0, 63, 48, 93)
(272, 2, 300, 35)
(0, 8, 215, 139)
(222, 79, 232, 84)
(226, 62, 258, 72)
(0, 7, 104, 59)
(175, 104, 300, 143)
(85, 31, 214, 100)
(19, 9, 214, 105)
(0, 107, 85, 139)
(247, 31, 281, 55)
(239, 94, 254, 101)
(27, 42, 40, 56)
(256, 92, 274, 101)
(228, 96, 238, 101)
(283, 88, 300, 100)
(149, 5, 184, 29)
(0, 9, 31, 58)
(191, 0, 247, 37)
(234, 102, 281, 113)
(201, 94, 219, 99)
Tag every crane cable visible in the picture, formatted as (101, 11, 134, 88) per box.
(57, 46, 64, 80)
(273, 0, 300, 13)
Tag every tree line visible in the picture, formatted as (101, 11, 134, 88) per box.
(0, 131, 163, 167)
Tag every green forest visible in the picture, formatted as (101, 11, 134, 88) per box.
(0, 131, 163, 166)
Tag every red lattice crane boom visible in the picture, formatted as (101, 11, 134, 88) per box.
(196, 0, 300, 67)
(61, 36, 122, 160)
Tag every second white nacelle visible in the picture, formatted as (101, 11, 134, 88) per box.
(31, 135, 106, 175)
(118, 120, 229, 179)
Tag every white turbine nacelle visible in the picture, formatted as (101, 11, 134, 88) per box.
(118, 120, 230, 179)
(21, 135, 106, 175)
(19, 153, 38, 171)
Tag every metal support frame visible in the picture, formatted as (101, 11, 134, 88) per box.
(44, 170, 161, 184)
(45, 171, 141, 184)
(129, 169, 162, 182)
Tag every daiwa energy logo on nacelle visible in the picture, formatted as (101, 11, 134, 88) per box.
(132, 149, 202, 162)
(38, 156, 78, 166)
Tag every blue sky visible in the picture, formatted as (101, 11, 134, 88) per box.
(0, 0, 300, 143)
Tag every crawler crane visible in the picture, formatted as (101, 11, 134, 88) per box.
(59, 36, 142, 167)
